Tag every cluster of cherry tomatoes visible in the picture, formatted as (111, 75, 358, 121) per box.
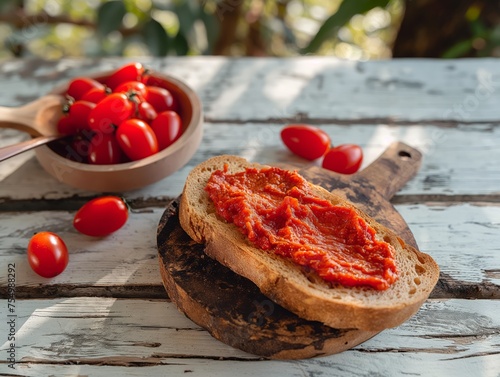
(56, 62, 183, 164)
(27, 196, 128, 278)
(280, 124, 363, 174)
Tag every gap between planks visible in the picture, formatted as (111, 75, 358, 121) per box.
(204, 116, 500, 127)
(2, 195, 500, 213)
(3, 274, 499, 300)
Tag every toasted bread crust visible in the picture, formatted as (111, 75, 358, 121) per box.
(179, 155, 439, 331)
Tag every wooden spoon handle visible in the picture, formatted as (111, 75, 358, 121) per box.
(0, 136, 60, 162)
(0, 94, 64, 136)
(0, 102, 42, 134)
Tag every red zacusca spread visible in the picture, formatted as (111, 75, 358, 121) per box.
(205, 165, 398, 290)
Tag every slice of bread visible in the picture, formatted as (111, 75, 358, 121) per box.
(179, 155, 439, 331)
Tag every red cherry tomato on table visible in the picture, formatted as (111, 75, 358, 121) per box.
(106, 62, 146, 90)
(88, 133, 125, 165)
(322, 144, 363, 174)
(67, 77, 105, 101)
(150, 111, 182, 150)
(116, 119, 159, 161)
(280, 124, 331, 160)
(87, 93, 135, 133)
(73, 196, 129, 237)
(27, 232, 69, 278)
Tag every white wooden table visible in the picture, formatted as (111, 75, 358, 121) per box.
(0, 57, 499, 377)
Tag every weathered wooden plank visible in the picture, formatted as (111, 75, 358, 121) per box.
(2, 57, 500, 122)
(1, 123, 499, 201)
(400, 203, 500, 299)
(400, 203, 500, 285)
(0, 209, 165, 298)
(0, 204, 498, 299)
(0, 298, 498, 377)
(199, 58, 500, 124)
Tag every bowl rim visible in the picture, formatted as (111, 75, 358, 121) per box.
(39, 69, 203, 172)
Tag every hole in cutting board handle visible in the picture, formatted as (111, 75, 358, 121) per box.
(398, 150, 412, 160)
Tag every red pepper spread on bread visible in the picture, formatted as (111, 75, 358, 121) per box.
(205, 165, 398, 290)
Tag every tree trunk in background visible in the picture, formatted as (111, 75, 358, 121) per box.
(245, 0, 267, 56)
(213, 0, 268, 56)
(392, 0, 500, 58)
(213, 1, 243, 55)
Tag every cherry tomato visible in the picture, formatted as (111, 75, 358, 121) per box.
(106, 62, 145, 90)
(67, 77, 105, 100)
(114, 81, 147, 101)
(27, 232, 69, 278)
(87, 93, 135, 133)
(137, 101, 157, 123)
(81, 87, 109, 103)
(280, 124, 331, 160)
(57, 100, 95, 135)
(322, 144, 363, 174)
(116, 119, 159, 161)
(88, 133, 124, 165)
(145, 86, 178, 113)
(73, 196, 128, 237)
(150, 111, 182, 150)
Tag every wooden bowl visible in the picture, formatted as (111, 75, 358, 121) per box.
(35, 71, 203, 192)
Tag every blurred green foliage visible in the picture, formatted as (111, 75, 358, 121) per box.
(0, 0, 402, 59)
(0, 0, 498, 60)
(441, 4, 500, 58)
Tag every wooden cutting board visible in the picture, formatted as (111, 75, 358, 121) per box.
(157, 141, 422, 359)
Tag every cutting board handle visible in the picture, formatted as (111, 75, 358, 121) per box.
(355, 141, 422, 200)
